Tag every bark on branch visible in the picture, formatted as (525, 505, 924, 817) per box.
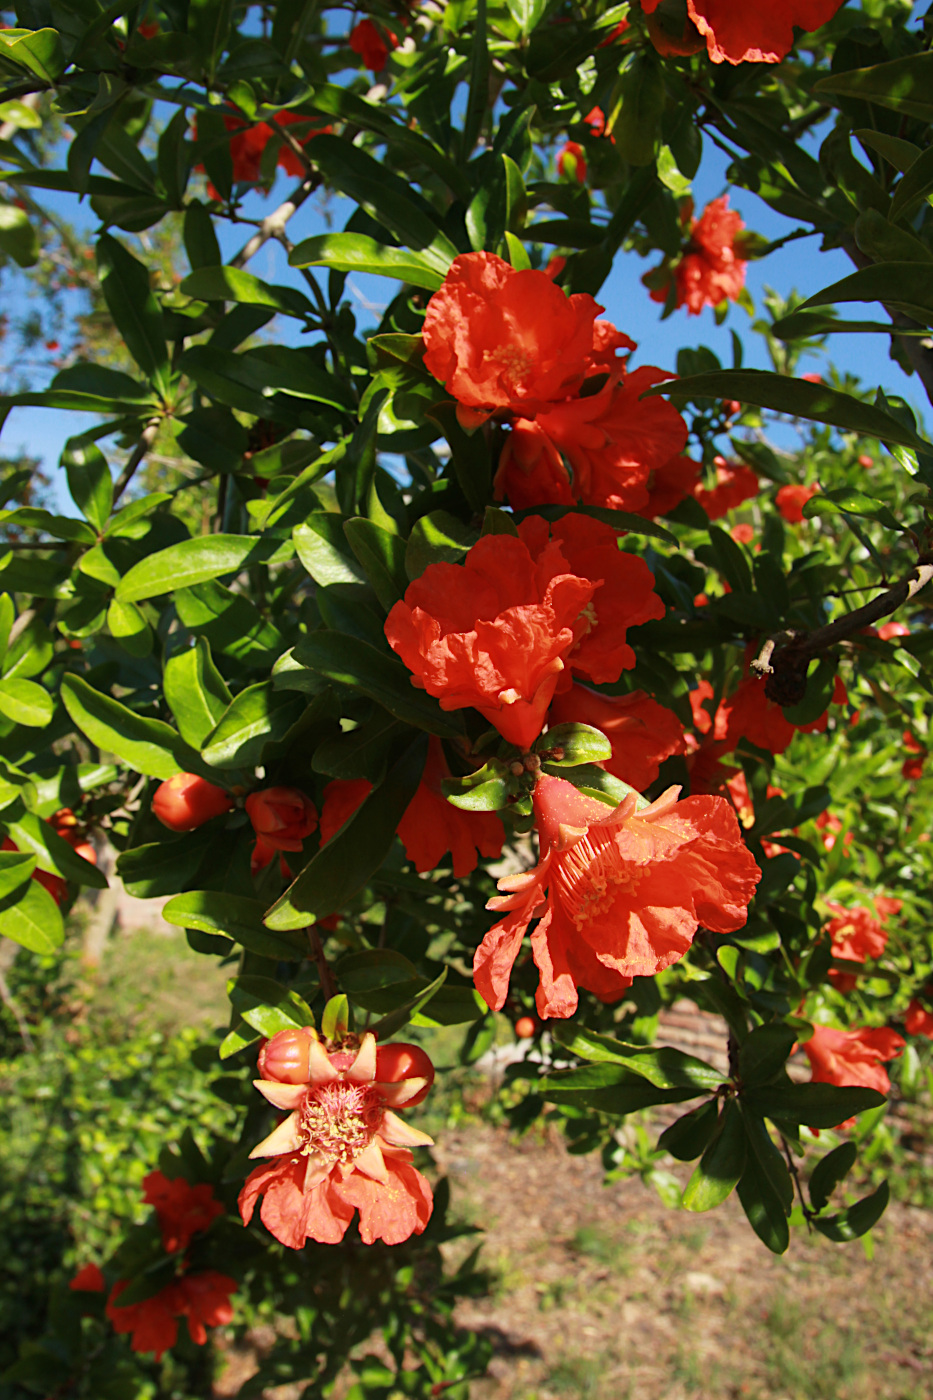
(230, 175, 317, 269)
(754, 560, 933, 705)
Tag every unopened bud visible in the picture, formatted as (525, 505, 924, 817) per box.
(523, 753, 542, 772)
(258, 1026, 317, 1084)
(375, 1041, 436, 1106)
(510, 761, 524, 777)
(153, 773, 234, 832)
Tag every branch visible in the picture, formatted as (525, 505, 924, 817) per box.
(755, 560, 933, 704)
(308, 926, 337, 1001)
(230, 175, 317, 269)
(112, 416, 161, 505)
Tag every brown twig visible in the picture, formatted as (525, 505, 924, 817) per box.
(308, 925, 337, 1001)
(754, 560, 933, 705)
(780, 1133, 812, 1230)
(113, 417, 161, 505)
(230, 175, 318, 269)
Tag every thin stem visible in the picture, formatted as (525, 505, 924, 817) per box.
(113, 417, 161, 505)
(308, 925, 337, 1001)
(781, 1133, 813, 1230)
(230, 174, 318, 268)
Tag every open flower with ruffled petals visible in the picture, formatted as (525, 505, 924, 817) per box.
(496, 366, 689, 512)
(474, 774, 760, 1019)
(349, 17, 398, 71)
(386, 524, 663, 749)
(548, 684, 686, 792)
(247, 786, 318, 873)
(776, 483, 817, 523)
(141, 1171, 225, 1255)
(106, 1272, 235, 1360)
(692, 457, 759, 519)
(804, 1025, 904, 1126)
(641, 0, 845, 65)
(825, 903, 888, 993)
(647, 196, 748, 315)
(637, 454, 702, 519)
(906, 998, 933, 1038)
(422, 251, 602, 416)
(239, 1030, 434, 1247)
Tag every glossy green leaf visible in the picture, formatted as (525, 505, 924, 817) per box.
(536, 723, 612, 766)
(201, 681, 305, 769)
(63, 440, 113, 532)
(293, 631, 464, 737)
(743, 1080, 886, 1129)
(812, 1181, 890, 1242)
(657, 1099, 720, 1162)
(116, 534, 287, 602)
(0, 27, 64, 81)
(343, 518, 408, 611)
(60, 674, 190, 780)
(0, 849, 36, 899)
(368, 968, 449, 1039)
(808, 1140, 857, 1212)
(0, 678, 52, 727)
(227, 975, 316, 1037)
(798, 263, 933, 326)
(163, 639, 232, 749)
(117, 833, 215, 899)
(0, 877, 63, 953)
(264, 734, 428, 930)
(682, 1101, 747, 1212)
(737, 1025, 797, 1088)
(736, 1146, 790, 1254)
(179, 266, 313, 319)
(164, 891, 308, 961)
(814, 53, 933, 123)
(96, 233, 169, 384)
(289, 233, 446, 291)
(552, 1024, 725, 1092)
(0, 202, 38, 267)
(645, 370, 928, 449)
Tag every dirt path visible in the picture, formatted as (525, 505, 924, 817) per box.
(436, 1125, 933, 1400)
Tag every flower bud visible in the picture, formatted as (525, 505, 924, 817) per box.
(258, 1026, 317, 1084)
(375, 1041, 436, 1106)
(245, 787, 318, 852)
(514, 1016, 536, 1039)
(152, 773, 233, 832)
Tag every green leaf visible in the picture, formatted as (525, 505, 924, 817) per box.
(312, 712, 403, 782)
(424, 401, 492, 512)
(63, 440, 113, 532)
(219, 1020, 261, 1059)
(368, 967, 449, 1039)
(540, 1065, 697, 1114)
(808, 1140, 857, 1212)
(405, 511, 476, 579)
(536, 723, 612, 766)
(188, 0, 233, 77)
(743, 1080, 886, 1129)
(814, 53, 933, 123)
(657, 1100, 720, 1162)
(96, 233, 169, 385)
(0, 202, 38, 267)
(184, 201, 222, 270)
(293, 518, 367, 587)
(179, 266, 313, 319)
(289, 233, 446, 291)
(738, 1025, 797, 1088)
(60, 674, 191, 781)
(321, 993, 349, 1042)
(551, 1024, 725, 1092)
(645, 369, 928, 449)
(117, 834, 214, 898)
(798, 262, 933, 327)
(0, 678, 52, 727)
(446, 775, 511, 811)
(163, 639, 232, 748)
(682, 1101, 747, 1212)
(227, 975, 316, 1037)
(116, 534, 288, 602)
(0, 877, 64, 953)
(802, 486, 902, 533)
(736, 1145, 790, 1254)
(0, 27, 64, 81)
(201, 681, 304, 769)
(264, 735, 428, 930)
(519, 502, 677, 546)
(163, 891, 308, 961)
(504, 0, 548, 39)
(0, 849, 36, 899)
(293, 631, 465, 738)
(343, 518, 408, 611)
(612, 53, 664, 167)
(107, 598, 152, 657)
(812, 1181, 890, 1242)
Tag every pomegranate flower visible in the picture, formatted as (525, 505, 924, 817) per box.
(906, 999, 933, 1038)
(640, 0, 846, 65)
(804, 1024, 904, 1126)
(647, 196, 748, 316)
(153, 772, 233, 832)
(775, 483, 817, 523)
(246, 786, 318, 872)
(422, 251, 602, 415)
(141, 1170, 225, 1254)
(474, 774, 760, 1019)
(349, 17, 398, 71)
(547, 683, 686, 792)
(386, 522, 663, 750)
(692, 457, 759, 519)
(106, 1272, 235, 1360)
(239, 1030, 434, 1247)
(825, 903, 888, 993)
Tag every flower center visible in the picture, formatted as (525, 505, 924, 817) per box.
(486, 343, 533, 384)
(297, 1082, 383, 1166)
(554, 830, 645, 929)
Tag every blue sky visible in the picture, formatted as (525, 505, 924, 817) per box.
(4, 57, 926, 509)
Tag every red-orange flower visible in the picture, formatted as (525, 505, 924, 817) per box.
(349, 18, 398, 71)
(202, 111, 331, 196)
(814, 810, 851, 854)
(397, 738, 505, 876)
(547, 683, 686, 791)
(776, 483, 817, 523)
(637, 454, 702, 519)
(386, 520, 663, 748)
(692, 457, 759, 519)
(239, 1031, 434, 1247)
(141, 1171, 224, 1254)
(106, 1272, 236, 1360)
(648, 196, 748, 316)
(906, 999, 933, 1038)
(902, 730, 926, 780)
(422, 252, 602, 415)
(70, 1263, 105, 1293)
(247, 787, 318, 872)
(557, 141, 587, 183)
(643, 0, 845, 66)
(804, 1024, 904, 1112)
(474, 774, 760, 1018)
(825, 903, 888, 993)
(877, 620, 910, 641)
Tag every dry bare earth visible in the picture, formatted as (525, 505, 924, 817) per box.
(436, 1124, 933, 1400)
